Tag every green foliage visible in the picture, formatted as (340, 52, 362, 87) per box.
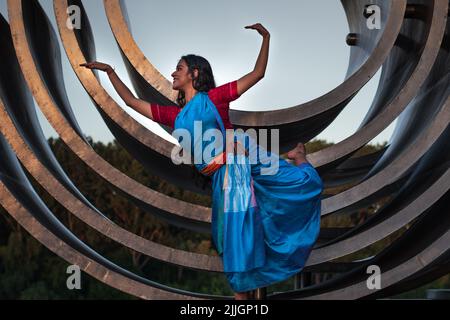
(392, 274, 450, 299)
(0, 137, 446, 299)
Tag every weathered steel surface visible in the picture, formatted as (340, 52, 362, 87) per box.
(57, 0, 211, 195)
(0, 0, 448, 300)
(6, 0, 213, 236)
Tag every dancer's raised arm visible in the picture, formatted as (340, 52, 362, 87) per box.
(80, 62, 154, 120)
(236, 23, 270, 97)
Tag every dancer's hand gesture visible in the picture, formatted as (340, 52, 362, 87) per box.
(80, 61, 113, 74)
(245, 23, 270, 39)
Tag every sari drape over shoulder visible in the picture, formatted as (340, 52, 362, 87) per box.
(173, 91, 323, 293)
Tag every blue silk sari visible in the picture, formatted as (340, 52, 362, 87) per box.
(174, 92, 323, 293)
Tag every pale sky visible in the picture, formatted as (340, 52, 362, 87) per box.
(0, 0, 394, 145)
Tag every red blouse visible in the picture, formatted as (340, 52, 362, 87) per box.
(150, 80, 240, 129)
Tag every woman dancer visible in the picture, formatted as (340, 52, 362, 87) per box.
(81, 23, 323, 300)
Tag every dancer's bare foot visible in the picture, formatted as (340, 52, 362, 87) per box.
(287, 143, 308, 166)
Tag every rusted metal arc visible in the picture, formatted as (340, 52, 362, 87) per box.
(6, 0, 213, 233)
(0, 132, 217, 299)
(103, 0, 446, 184)
(5, 48, 442, 278)
(366, 68, 450, 177)
(318, 1, 449, 214)
(103, 0, 178, 104)
(2, 57, 414, 278)
(365, 80, 450, 181)
(317, 1, 448, 214)
(81, 0, 401, 193)
(295, 156, 450, 296)
(104, 0, 397, 186)
(321, 83, 450, 216)
(104, 0, 404, 126)
(321, 147, 387, 188)
(1, 0, 448, 300)
(368, 252, 450, 299)
(270, 189, 450, 299)
(103, 0, 177, 132)
(317, 160, 450, 247)
(0, 96, 222, 272)
(354, 124, 450, 237)
(2, 1, 222, 271)
(18, 4, 86, 143)
(47, 0, 450, 268)
(0, 33, 219, 270)
(314, 117, 450, 248)
(228, 1, 406, 136)
(357, 18, 430, 129)
(230, 1, 406, 127)
(306, 166, 450, 266)
(309, 0, 448, 169)
(106, 0, 401, 121)
(49, 0, 170, 158)
(0, 13, 107, 220)
(54, 0, 214, 195)
(0, 0, 400, 278)
(318, 1, 448, 215)
(1, 1, 366, 276)
(0, 180, 209, 300)
(101, 0, 447, 217)
(313, 190, 450, 300)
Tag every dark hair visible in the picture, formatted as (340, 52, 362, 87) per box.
(177, 54, 216, 108)
(176, 55, 216, 190)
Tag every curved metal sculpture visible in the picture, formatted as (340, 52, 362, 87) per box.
(0, 0, 449, 300)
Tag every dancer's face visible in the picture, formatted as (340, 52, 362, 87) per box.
(171, 59, 197, 91)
